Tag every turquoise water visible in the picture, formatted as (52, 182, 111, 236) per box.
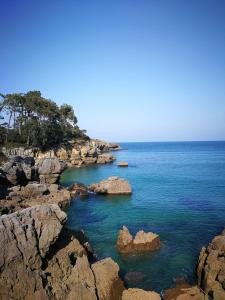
(60, 141, 225, 292)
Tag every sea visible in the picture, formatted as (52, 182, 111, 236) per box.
(60, 141, 225, 292)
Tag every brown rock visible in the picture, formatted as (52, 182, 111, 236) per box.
(97, 153, 115, 164)
(92, 258, 125, 300)
(122, 288, 161, 300)
(164, 286, 205, 300)
(117, 226, 161, 253)
(90, 176, 132, 195)
(0, 204, 66, 300)
(118, 162, 128, 167)
(68, 182, 89, 197)
(197, 228, 225, 299)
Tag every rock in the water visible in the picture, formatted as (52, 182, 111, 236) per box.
(91, 258, 125, 300)
(124, 272, 146, 285)
(97, 153, 115, 164)
(197, 228, 225, 299)
(122, 288, 161, 300)
(117, 226, 161, 253)
(68, 182, 89, 197)
(164, 286, 205, 300)
(89, 176, 132, 195)
(118, 162, 128, 167)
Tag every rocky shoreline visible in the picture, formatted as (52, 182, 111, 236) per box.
(0, 140, 224, 299)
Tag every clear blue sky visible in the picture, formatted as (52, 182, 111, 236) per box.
(1, 0, 225, 142)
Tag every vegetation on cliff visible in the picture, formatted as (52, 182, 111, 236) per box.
(0, 91, 87, 149)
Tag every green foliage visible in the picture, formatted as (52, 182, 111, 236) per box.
(0, 90, 87, 150)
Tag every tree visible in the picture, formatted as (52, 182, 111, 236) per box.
(0, 90, 87, 149)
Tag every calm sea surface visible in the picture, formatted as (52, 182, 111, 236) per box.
(60, 141, 225, 292)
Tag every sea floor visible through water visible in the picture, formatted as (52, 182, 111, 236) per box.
(60, 141, 225, 292)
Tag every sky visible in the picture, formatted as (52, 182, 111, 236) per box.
(1, 0, 225, 142)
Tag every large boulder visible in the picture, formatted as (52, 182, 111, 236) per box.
(91, 258, 125, 300)
(117, 226, 161, 254)
(37, 157, 66, 184)
(90, 176, 132, 195)
(197, 228, 225, 299)
(122, 288, 161, 300)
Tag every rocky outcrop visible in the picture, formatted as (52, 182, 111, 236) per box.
(117, 226, 161, 254)
(89, 176, 132, 195)
(197, 228, 225, 300)
(0, 204, 66, 300)
(37, 157, 66, 184)
(68, 182, 89, 197)
(122, 288, 161, 300)
(91, 258, 125, 300)
(2, 156, 37, 185)
(0, 204, 125, 300)
(164, 286, 205, 300)
(0, 183, 72, 215)
(1, 139, 118, 168)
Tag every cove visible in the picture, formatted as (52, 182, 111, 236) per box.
(60, 141, 225, 292)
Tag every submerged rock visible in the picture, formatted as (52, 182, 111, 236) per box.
(122, 288, 161, 300)
(117, 226, 161, 254)
(89, 176, 132, 195)
(196, 228, 225, 299)
(164, 286, 205, 300)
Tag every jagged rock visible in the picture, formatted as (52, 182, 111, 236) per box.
(91, 258, 125, 300)
(68, 182, 89, 197)
(164, 286, 205, 300)
(97, 153, 115, 164)
(0, 204, 66, 300)
(0, 205, 126, 300)
(2, 156, 37, 185)
(117, 226, 161, 253)
(37, 157, 66, 175)
(89, 176, 132, 195)
(0, 184, 72, 215)
(122, 288, 161, 300)
(37, 157, 66, 183)
(197, 228, 225, 299)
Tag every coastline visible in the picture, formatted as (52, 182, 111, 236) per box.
(0, 140, 224, 299)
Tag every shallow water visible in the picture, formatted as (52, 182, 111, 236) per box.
(60, 141, 225, 292)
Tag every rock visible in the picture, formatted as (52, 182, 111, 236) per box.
(164, 286, 205, 300)
(2, 156, 37, 185)
(0, 204, 66, 299)
(117, 226, 161, 253)
(118, 162, 128, 167)
(197, 228, 225, 299)
(89, 176, 132, 195)
(68, 182, 89, 197)
(0, 205, 126, 300)
(0, 184, 72, 215)
(91, 258, 125, 300)
(124, 272, 146, 285)
(122, 288, 161, 300)
(37, 157, 66, 183)
(37, 157, 66, 175)
(97, 153, 115, 164)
